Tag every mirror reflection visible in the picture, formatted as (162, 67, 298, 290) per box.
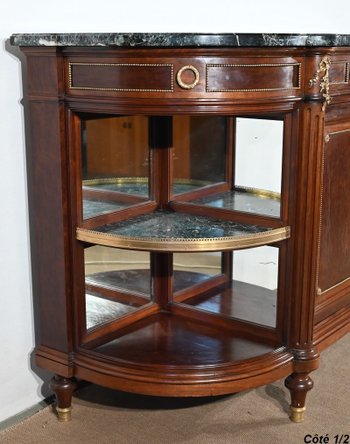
(81, 115, 149, 219)
(173, 116, 227, 195)
(233, 117, 283, 217)
(182, 247, 278, 328)
(84, 246, 150, 330)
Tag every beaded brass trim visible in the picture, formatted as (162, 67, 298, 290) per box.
(76, 225, 290, 252)
(68, 62, 174, 92)
(317, 127, 350, 296)
(315, 137, 326, 297)
(206, 62, 302, 92)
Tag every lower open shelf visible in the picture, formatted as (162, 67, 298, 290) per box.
(92, 313, 274, 365)
(76, 312, 293, 396)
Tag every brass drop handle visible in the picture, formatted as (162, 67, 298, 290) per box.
(176, 65, 200, 90)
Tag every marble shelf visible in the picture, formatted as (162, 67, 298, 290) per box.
(77, 210, 290, 252)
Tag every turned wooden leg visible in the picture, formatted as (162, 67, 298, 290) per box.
(50, 375, 77, 422)
(285, 372, 314, 423)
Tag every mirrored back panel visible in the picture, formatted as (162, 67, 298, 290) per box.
(181, 247, 279, 328)
(173, 116, 227, 195)
(233, 117, 283, 217)
(175, 116, 285, 219)
(84, 246, 151, 330)
(78, 114, 285, 221)
(81, 115, 149, 219)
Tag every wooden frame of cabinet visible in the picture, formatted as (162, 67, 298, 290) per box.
(13, 40, 350, 424)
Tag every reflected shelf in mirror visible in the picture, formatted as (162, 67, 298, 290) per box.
(86, 293, 144, 330)
(86, 269, 214, 296)
(85, 269, 224, 330)
(180, 279, 277, 328)
(191, 187, 281, 218)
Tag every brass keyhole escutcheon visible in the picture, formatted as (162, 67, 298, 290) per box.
(176, 65, 200, 90)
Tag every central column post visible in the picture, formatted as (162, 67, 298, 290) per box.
(149, 116, 174, 308)
(149, 116, 173, 207)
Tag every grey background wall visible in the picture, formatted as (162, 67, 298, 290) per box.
(0, 0, 349, 423)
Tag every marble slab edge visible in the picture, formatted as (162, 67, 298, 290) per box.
(9, 33, 350, 47)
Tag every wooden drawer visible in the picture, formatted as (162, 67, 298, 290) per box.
(65, 53, 304, 101)
(205, 62, 301, 92)
(68, 62, 174, 92)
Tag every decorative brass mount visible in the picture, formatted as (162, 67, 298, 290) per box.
(176, 65, 200, 89)
(309, 57, 332, 110)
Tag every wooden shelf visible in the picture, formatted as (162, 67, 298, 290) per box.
(89, 312, 276, 366)
(77, 210, 290, 252)
(75, 311, 293, 397)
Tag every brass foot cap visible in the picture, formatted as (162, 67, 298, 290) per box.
(56, 406, 72, 422)
(290, 406, 306, 423)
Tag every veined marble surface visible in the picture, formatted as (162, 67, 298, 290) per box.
(10, 33, 350, 47)
(95, 210, 270, 240)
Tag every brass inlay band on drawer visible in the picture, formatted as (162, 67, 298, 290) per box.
(206, 62, 301, 92)
(68, 62, 174, 92)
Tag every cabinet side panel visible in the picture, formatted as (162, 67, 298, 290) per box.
(319, 129, 350, 291)
(22, 49, 73, 354)
(26, 100, 72, 352)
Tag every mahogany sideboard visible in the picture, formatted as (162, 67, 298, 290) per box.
(10, 33, 350, 423)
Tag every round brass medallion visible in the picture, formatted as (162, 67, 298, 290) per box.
(176, 65, 200, 90)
